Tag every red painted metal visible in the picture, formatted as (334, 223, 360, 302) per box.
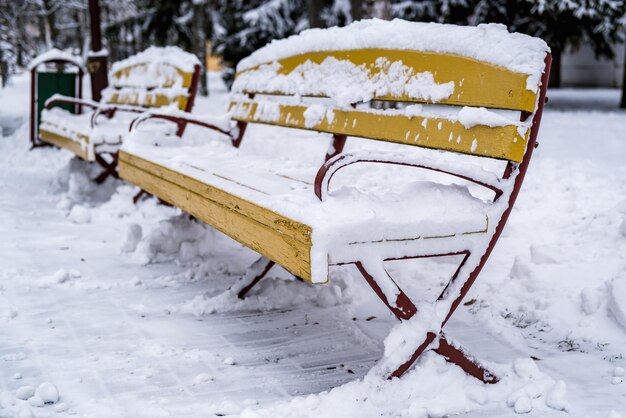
(355, 261, 417, 320)
(93, 152, 119, 184)
(314, 154, 503, 201)
(231, 121, 248, 148)
(129, 112, 231, 138)
(440, 53, 552, 328)
(46, 96, 98, 112)
(237, 258, 276, 299)
(435, 335, 497, 383)
(325, 134, 348, 162)
(318, 53, 552, 381)
(231, 94, 255, 148)
(177, 64, 202, 136)
(29, 68, 36, 147)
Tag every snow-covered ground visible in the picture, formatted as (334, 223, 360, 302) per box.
(1, 71, 625, 417)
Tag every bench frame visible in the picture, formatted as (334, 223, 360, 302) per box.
(124, 53, 551, 383)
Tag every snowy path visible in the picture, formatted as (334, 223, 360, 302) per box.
(1, 73, 626, 417)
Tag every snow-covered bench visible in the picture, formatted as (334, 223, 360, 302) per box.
(38, 47, 201, 183)
(118, 20, 551, 382)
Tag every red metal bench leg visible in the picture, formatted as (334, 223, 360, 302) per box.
(133, 189, 147, 204)
(435, 334, 498, 383)
(234, 256, 275, 299)
(354, 256, 498, 383)
(93, 152, 119, 184)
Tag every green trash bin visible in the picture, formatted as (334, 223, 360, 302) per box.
(29, 55, 84, 147)
(36, 71, 78, 124)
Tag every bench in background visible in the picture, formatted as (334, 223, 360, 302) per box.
(38, 46, 201, 183)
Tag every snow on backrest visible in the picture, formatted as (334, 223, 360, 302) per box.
(228, 19, 550, 162)
(102, 46, 200, 110)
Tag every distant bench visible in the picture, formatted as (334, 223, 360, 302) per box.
(118, 21, 551, 382)
(38, 47, 201, 183)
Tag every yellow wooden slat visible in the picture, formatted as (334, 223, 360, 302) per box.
(106, 93, 188, 110)
(229, 101, 527, 162)
(119, 152, 313, 280)
(236, 49, 537, 112)
(39, 129, 89, 160)
(120, 151, 312, 245)
(111, 64, 194, 88)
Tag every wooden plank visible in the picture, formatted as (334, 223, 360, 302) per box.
(229, 101, 527, 162)
(119, 152, 312, 245)
(106, 93, 188, 110)
(119, 154, 313, 281)
(111, 64, 194, 88)
(39, 128, 89, 160)
(236, 49, 537, 112)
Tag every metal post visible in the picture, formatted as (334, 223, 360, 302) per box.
(87, 0, 108, 102)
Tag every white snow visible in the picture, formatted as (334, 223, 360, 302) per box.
(233, 57, 457, 108)
(15, 387, 34, 401)
(35, 382, 59, 404)
(608, 276, 626, 329)
(0, 72, 624, 417)
(458, 106, 518, 128)
(238, 19, 549, 91)
(28, 48, 84, 71)
(110, 46, 201, 75)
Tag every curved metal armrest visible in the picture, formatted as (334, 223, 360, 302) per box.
(128, 112, 234, 139)
(90, 104, 148, 129)
(44, 95, 99, 111)
(314, 152, 505, 202)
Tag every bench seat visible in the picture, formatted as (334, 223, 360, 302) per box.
(120, 132, 490, 283)
(40, 107, 138, 160)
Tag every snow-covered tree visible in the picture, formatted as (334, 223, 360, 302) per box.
(392, 0, 626, 87)
(214, 0, 305, 87)
(471, 0, 626, 86)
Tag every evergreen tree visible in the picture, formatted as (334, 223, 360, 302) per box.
(392, 0, 626, 87)
(214, 0, 305, 88)
(471, 0, 625, 86)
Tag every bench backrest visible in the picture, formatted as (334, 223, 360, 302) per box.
(228, 22, 550, 164)
(102, 46, 201, 112)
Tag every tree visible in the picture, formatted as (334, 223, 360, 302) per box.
(501, 0, 625, 87)
(392, 0, 626, 87)
(619, 14, 626, 109)
(213, 0, 305, 87)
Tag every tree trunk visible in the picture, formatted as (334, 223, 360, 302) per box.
(75, 10, 85, 54)
(619, 42, 626, 109)
(192, 2, 208, 96)
(367, 0, 391, 20)
(350, 0, 362, 21)
(307, 0, 325, 28)
(0, 48, 7, 87)
(548, 47, 561, 88)
(42, 0, 59, 48)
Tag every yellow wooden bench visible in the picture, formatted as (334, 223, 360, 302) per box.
(118, 21, 551, 382)
(38, 46, 201, 183)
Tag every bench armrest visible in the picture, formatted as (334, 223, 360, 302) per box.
(314, 152, 504, 202)
(90, 103, 153, 129)
(128, 110, 234, 139)
(44, 94, 99, 111)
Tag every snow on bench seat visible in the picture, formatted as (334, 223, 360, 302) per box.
(40, 107, 139, 159)
(121, 128, 490, 282)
